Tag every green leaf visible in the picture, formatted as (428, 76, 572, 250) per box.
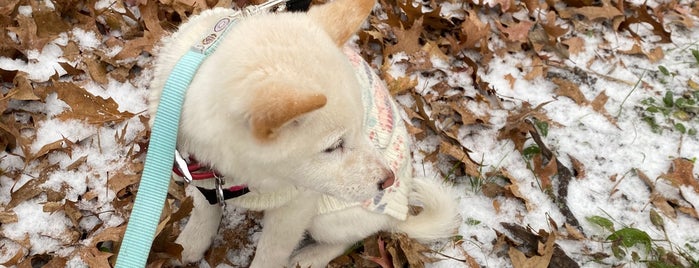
(606, 227, 652, 252)
(663, 91, 674, 107)
(522, 145, 540, 160)
(673, 110, 691, 121)
(586, 215, 615, 233)
(535, 120, 549, 137)
(658, 65, 671, 76)
(689, 128, 697, 136)
(692, 49, 699, 64)
(611, 242, 626, 258)
(675, 123, 687, 134)
(646, 106, 660, 113)
(465, 218, 481, 226)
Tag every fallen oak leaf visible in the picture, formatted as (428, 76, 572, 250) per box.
(385, 17, 424, 56)
(7, 165, 56, 209)
(660, 158, 699, 193)
(619, 4, 672, 43)
(51, 81, 134, 125)
(11, 72, 41, 101)
(590, 91, 620, 128)
(496, 20, 534, 44)
(79, 247, 113, 268)
(552, 77, 589, 105)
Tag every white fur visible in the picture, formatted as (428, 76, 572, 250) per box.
(148, 1, 461, 267)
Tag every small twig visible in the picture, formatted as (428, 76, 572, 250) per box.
(525, 119, 584, 235)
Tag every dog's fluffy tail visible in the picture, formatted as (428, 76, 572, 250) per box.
(395, 178, 461, 241)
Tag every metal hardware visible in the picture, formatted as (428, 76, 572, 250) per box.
(215, 175, 227, 209)
(174, 150, 194, 183)
(243, 0, 288, 16)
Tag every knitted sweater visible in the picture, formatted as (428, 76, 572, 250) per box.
(229, 48, 412, 220)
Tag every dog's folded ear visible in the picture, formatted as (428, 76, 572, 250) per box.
(249, 88, 327, 141)
(308, 0, 376, 46)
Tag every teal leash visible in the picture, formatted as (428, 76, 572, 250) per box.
(115, 13, 239, 268)
(115, 1, 301, 266)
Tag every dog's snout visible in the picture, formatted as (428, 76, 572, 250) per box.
(379, 170, 395, 190)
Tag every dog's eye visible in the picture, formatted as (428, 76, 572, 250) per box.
(323, 139, 344, 153)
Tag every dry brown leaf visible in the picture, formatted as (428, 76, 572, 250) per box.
(79, 247, 113, 268)
(493, 199, 502, 214)
(52, 81, 134, 124)
(90, 225, 126, 247)
(563, 37, 585, 55)
(0, 210, 18, 224)
(561, 3, 623, 21)
(620, 4, 672, 43)
(660, 158, 699, 193)
(564, 223, 586, 240)
(449, 101, 491, 126)
(524, 57, 545, 81)
(84, 56, 109, 85)
(107, 171, 141, 194)
(505, 74, 516, 89)
(29, 139, 69, 162)
(11, 73, 41, 101)
(532, 154, 558, 190)
(568, 155, 586, 179)
(386, 74, 418, 96)
(497, 20, 534, 43)
(460, 11, 490, 49)
(505, 182, 536, 212)
(542, 11, 568, 39)
(591, 91, 620, 128)
(508, 232, 556, 268)
(33, 8, 71, 38)
(43, 201, 63, 213)
(385, 17, 424, 56)
(439, 140, 480, 178)
(497, 101, 553, 152)
(8, 175, 50, 209)
(651, 192, 678, 219)
(552, 77, 589, 105)
(64, 200, 83, 227)
(8, 15, 51, 51)
(0, 247, 25, 267)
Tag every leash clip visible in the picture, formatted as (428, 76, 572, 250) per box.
(215, 175, 227, 209)
(243, 0, 288, 16)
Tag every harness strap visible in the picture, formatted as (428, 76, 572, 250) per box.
(197, 186, 251, 205)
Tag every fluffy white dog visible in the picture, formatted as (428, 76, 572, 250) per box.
(148, 0, 461, 267)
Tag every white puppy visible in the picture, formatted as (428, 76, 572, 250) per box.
(148, 0, 461, 267)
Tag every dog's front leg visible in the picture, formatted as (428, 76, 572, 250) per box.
(175, 184, 223, 263)
(249, 191, 318, 268)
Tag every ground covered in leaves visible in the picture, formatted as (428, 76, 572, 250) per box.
(1, 0, 699, 267)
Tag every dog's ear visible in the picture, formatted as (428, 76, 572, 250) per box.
(249, 89, 327, 141)
(308, 0, 375, 46)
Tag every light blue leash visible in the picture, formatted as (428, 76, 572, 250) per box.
(115, 2, 295, 266)
(114, 12, 240, 268)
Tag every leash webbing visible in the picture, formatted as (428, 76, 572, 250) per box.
(115, 1, 312, 266)
(115, 14, 238, 268)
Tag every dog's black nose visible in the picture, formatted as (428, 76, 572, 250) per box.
(379, 171, 395, 190)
